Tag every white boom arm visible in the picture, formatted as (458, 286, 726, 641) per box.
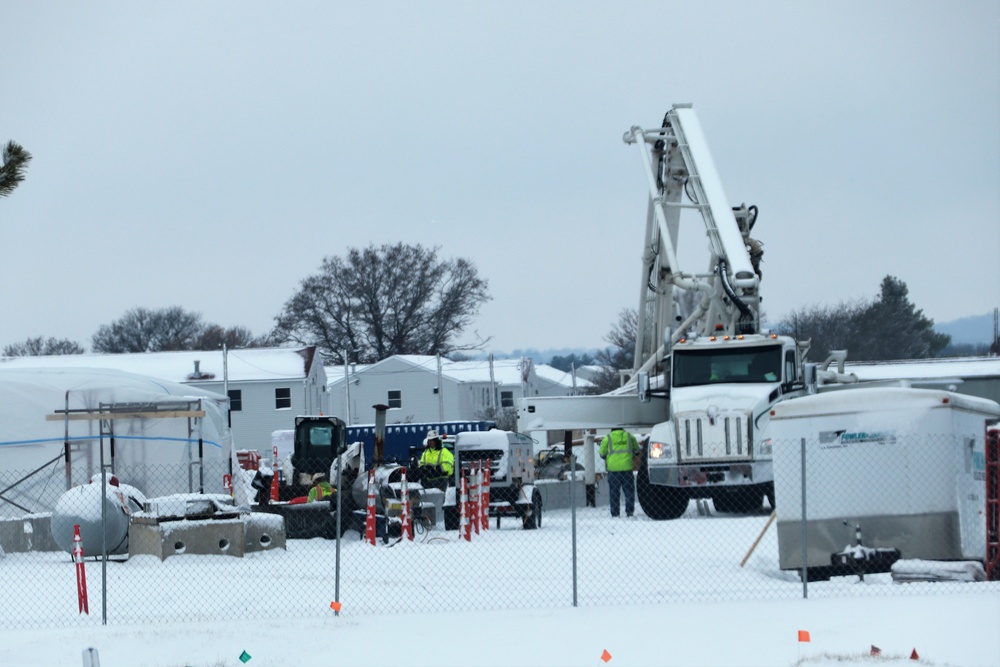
(625, 104, 763, 380)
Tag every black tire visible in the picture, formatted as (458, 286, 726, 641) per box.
(636, 451, 688, 520)
(521, 488, 542, 530)
(712, 486, 765, 514)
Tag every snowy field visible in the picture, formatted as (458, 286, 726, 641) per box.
(1, 504, 998, 667)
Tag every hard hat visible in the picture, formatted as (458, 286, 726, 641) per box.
(426, 429, 439, 440)
(312, 473, 327, 483)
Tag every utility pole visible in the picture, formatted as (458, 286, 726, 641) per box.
(488, 353, 497, 411)
(437, 355, 444, 421)
(343, 349, 352, 425)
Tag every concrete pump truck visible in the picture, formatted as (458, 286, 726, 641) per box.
(517, 104, 855, 519)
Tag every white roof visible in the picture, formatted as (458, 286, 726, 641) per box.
(327, 355, 588, 388)
(534, 364, 594, 388)
(844, 356, 1000, 381)
(771, 386, 1000, 419)
(0, 347, 316, 384)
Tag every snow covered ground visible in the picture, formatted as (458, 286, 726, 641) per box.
(1, 504, 998, 667)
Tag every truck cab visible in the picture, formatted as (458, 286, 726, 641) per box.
(641, 334, 802, 518)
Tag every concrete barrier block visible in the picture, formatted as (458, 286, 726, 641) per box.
(244, 513, 286, 552)
(0, 515, 61, 553)
(129, 519, 247, 560)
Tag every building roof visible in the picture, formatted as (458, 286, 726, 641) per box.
(844, 356, 1000, 381)
(0, 347, 318, 384)
(326, 355, 591, 388)
(534, 364, 594, 389)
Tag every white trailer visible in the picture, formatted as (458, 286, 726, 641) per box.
(769, 386, 1000, 575)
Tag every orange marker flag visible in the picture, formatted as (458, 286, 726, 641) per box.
(910, 648, 919, 660)
(600, 649, 612, 663)
(797, 630, 811, 643)
(329, 601, 342, 613)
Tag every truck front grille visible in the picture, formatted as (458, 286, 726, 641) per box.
(676, 412, 753, 461)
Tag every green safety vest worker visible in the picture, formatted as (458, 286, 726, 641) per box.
(600, 428, 640, 472)
(418, 443, 455, 477)
(307, 480, 334, 502)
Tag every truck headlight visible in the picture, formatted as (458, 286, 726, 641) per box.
(649, 441, 674, 460)
(759, 439, 773, 456)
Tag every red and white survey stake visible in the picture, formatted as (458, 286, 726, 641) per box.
(460, 471, 471, 542)
(400, 467, 413, 540)
(481, 460, 491, 531)
(365, 469, 377, 545)
(72, 524, 89, 615)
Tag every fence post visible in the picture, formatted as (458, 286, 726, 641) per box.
(801, 437, 808, 599)
(571, 451, 578, 607)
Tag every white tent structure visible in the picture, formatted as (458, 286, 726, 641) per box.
(0, 367, 232, 517)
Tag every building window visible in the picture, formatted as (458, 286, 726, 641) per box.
(500, 390, 514, 408)
(275, 387, 291, 410)
(227, 389, 242, 412)
(388, 390, 402, 409)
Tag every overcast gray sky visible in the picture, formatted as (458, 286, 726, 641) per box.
(3, 1, 997, 356)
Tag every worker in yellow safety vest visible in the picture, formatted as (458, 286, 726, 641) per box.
(599, 427, 641, 518)
(418, 430, 454, 491)
(307, 473, 334, 502)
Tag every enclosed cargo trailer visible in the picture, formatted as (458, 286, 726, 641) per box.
(769, 387, 999, 576)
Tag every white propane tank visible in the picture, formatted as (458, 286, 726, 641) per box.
(50, 475, 143, 557)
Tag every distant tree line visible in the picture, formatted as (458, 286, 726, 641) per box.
(775, 275, 950, 362)
(584, 275, 965, 394)
(3, 243, 492, 362)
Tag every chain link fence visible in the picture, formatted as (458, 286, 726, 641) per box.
(2, 430, 998, 630)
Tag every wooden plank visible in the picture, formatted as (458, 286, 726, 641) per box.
(46, 410, 206, 421)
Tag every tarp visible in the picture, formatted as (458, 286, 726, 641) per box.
(0, 367, 232, 517)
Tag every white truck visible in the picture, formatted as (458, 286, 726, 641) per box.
(518, 104, 855, 519)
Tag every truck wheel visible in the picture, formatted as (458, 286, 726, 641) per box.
(521, 488, 542, 530)
(636, 453, 687, 520)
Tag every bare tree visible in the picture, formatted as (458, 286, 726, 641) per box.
(478, 405, 518, 431)
(3, 336, 85, 356)
(92, 307, 207, 353)
(776, 299, 868, 362)
(195, 325, 264, 350)
(590, 308, 638, 394)
(0, 141, 32, 198)
(273, 243, 491, 363)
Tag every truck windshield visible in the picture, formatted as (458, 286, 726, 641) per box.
(672, 345, 782, 387)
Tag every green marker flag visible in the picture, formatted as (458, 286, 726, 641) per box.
(239, 650, 252, 663)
